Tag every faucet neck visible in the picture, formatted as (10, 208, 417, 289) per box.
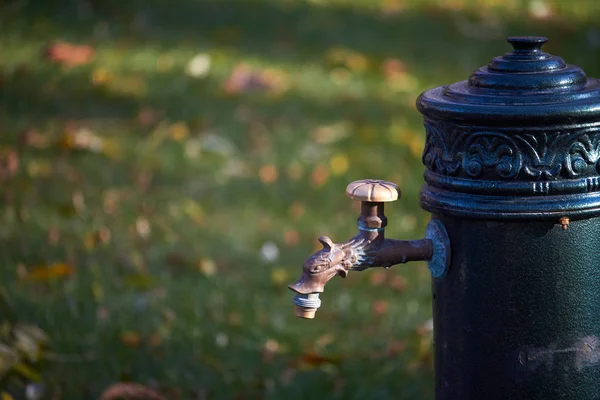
(357, 201, 387, 242)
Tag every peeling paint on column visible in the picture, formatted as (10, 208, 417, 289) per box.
(519, 336, 600, 372)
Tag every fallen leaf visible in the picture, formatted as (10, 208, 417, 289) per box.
(19, 129, 49, 149)
(135, 217, 151, 239)
(372, 300, 389, 315)
(381, 58, 406, 79)
(137, 107, 159, 127)
(112, 76, 148, 96)
(26, 160, 52, 178)
(47, 226, 60, 245)
(370, 271, 387, 287)
(103, 190, 120, 215)
(529, 0, 553, 19)
(1, 392, 15, 400)
(12, 362, 41, 382)
(198, 258, 216, 276)
(186, 53, 211, 78)
(264, 339, 280, 354)
(23, 263, 73, 282)
(168, 122, 189, 141)
(288, 201, 305, 220)
(386, 340, 406, 357)
(259, 164, 278, 184)
(329, 153, 349, 176)
(122, 273, 157, 290)
(147, 333, 162, 348)
(263, 338, 280, 363)
(390, 275, 407, 292)
(228, 312, 241, 326)
(325, 48, 368, 72)
(295, 351, 341, 370)
(99, 383, 166, 400)
(380, 0, 406, 15)
(222, 63, 286, 95)
(283, 229, 299, 246)
(311, 122, 350, 145)
(91, 67, 113, 86)
(0, 148, 18, 182)
(61, 126, 104, 153)
(156, 54, 174, 72)
(183, 199, 204, 225)
(72, 191, 85, 214)
(120, 331, 142, 347)
(45, 41, 94, 67)
(311, 164, 329, 187)
(270, 267, 288, 285)
(96, 307, 110, 323)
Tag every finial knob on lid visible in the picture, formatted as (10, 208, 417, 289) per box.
(506, 36, 548, 52)
(345, 179, 399, 202)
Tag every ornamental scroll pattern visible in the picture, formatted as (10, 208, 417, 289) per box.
(422, 121, 600, 181)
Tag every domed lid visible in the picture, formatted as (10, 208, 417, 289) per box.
(417, 37, 600, 123)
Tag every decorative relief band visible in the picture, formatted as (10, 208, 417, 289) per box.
(422, 119, 600, 195)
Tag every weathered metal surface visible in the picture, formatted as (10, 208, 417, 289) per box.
(432, 216, 600, 399)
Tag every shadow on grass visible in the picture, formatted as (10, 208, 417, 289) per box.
(1, 0, 598, 127)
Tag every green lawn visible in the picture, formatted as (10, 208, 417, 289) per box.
(1, 0, 600, 398)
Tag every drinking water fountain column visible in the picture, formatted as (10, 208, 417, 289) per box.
(289, 37, 600, 399)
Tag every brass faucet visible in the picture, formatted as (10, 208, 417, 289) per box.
(288, 179, 451, 319)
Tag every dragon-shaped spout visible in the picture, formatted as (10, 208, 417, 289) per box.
(288, 235, 376, 295)
(288, 179, 450, 319)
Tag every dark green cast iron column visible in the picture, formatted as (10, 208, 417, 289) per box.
(418, 36, 600, 399)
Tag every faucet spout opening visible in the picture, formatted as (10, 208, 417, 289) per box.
(293, 293, 322, 319)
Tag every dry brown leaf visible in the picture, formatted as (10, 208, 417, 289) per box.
(369, 271, 387, 287)
(0, 148, 18, 182)
(372, 300, 389, 315)
(386, 340, 406, 357)
(19, 129, 49, 149)
(288, 201, 305, 220)
(45, 41, 95, 67)
(381, 58, 406, 79)
(390, 275, 407, 292)
(22, 263, 73, 282)
(137, 107, 159, 127)
(222, 63, 286, 95)
(311, 164, 329, 187)
(259, 164, 278, 184)
(283, 229, 299, 246)
(120, 331, 142, 347)
(99, 383, 165, 400)
(295, 351, 341, 369)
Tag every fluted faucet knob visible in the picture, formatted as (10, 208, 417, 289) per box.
(345, 179, 400, 202)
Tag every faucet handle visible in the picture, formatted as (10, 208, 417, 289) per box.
(345, 179, 400, 202)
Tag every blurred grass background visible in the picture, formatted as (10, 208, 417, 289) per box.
(1, 0, 600, 398)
